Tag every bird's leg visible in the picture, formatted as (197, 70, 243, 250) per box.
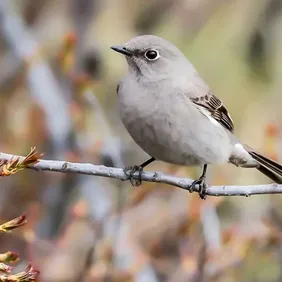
(188, 164, 208, 199)
(124, 157, 155, 186)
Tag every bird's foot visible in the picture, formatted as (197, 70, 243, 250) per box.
(188, 176, 208, 200)
(124, 165, 143, 186)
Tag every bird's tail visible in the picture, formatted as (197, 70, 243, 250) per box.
(247, 150, 282, 184)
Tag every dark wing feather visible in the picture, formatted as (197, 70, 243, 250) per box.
(191, 93, 234, 132)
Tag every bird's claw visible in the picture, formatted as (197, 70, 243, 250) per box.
(188, 176, 208, 200)
(124, 165, 143, 186)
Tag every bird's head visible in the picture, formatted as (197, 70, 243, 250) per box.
(111, 35, 188, 80)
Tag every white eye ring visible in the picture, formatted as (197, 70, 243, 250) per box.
(144, 49, 160, 61)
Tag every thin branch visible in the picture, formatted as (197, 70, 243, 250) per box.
(1, 152, 282, 196)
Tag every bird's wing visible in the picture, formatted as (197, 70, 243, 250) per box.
(190, 93, 234, 132)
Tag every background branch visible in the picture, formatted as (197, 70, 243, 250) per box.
(1, 151, 282, 197)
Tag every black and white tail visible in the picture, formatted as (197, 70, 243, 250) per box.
(248, 150, 282, 184)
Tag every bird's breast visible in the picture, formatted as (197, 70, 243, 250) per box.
(117, 79, 233, 166)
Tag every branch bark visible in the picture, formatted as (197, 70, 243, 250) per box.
(1, 152, 282, 197)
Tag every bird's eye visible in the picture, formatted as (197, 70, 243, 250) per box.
(144, 49, 160, 61)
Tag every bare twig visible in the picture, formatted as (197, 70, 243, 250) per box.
(1, 152, 282, 197)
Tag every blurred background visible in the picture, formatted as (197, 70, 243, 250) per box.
(0, 0, 282, 281)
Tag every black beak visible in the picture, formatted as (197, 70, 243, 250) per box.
(110, 45, 132, 56)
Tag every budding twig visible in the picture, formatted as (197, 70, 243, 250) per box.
(1, 151, 282, 197)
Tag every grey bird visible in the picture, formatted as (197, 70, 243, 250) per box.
(111, 35, 282, 198)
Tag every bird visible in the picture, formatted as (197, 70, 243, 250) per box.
(110, 35, 282, 198)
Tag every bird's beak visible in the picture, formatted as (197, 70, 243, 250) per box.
(110, 45, 133, 56)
